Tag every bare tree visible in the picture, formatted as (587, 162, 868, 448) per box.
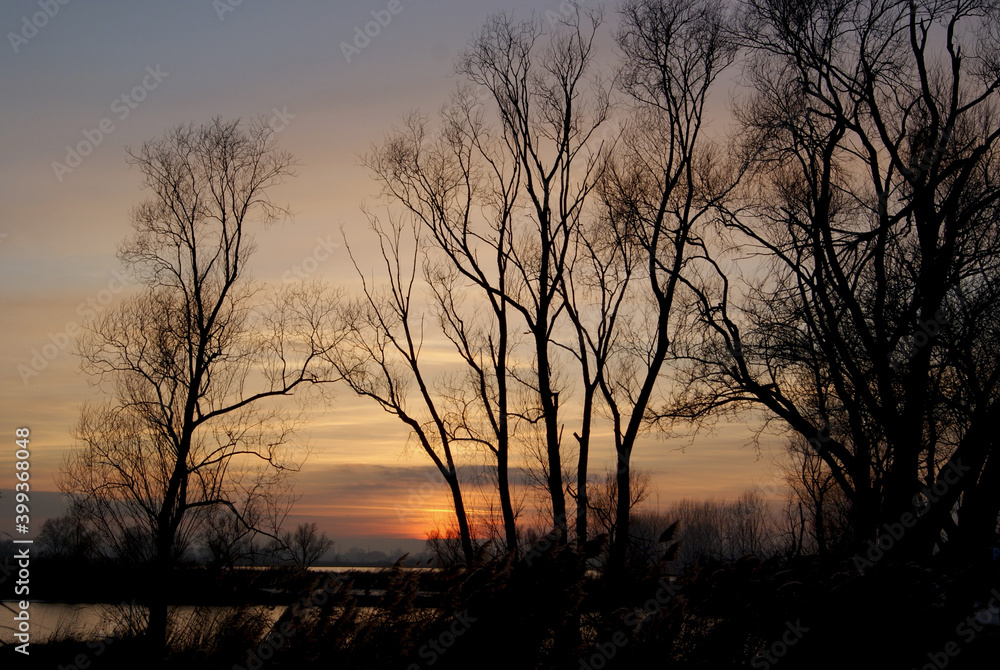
(667, 498, 726, 565)
(583, 467, 651, 551)
(357, 110, 521, 557)
(721, 488, 779, 559)
(355, 9, 612, 551)
(672, 0, 1000, 562)
(37, 514, 97, 562)
(425, 525, 471, 568)
(204, 506, 263, 568)
(665, 491, 784, 565)
(329, 215, 478, 563)
(279, 522, 334, 569)
(454, 9, 611, 542)
(60, 118, 339, 649)
(590, 0, 739, 570)
(560, 189, 633, 547)
(781, 437, 853, 557)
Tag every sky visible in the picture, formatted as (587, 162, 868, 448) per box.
(0, 0, 784, 552)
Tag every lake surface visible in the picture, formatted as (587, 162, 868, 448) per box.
(5, 593, 998, 645)
(0, 602, 287, 644)
(0, 566, 434, 643)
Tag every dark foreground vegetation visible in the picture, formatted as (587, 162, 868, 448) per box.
(9, 539, 1000, 670)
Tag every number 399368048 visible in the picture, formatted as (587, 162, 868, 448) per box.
(14, 427, 30, 529)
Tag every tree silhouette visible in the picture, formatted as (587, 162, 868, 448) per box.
(671, 0, 1000, 563)
(36, 514, 97, 562)
(346, 9, 612, 555)
(453, 9, 611, 542)
(594, 0, 741, 569)
(60, 117, 340, 650)
(279, 522, 334, 569)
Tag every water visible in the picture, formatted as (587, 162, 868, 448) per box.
(1, 602, 113, 643)
(310, 565, 434, 573)
(0, 566, 434, 644)
(0, 602, 287, 644)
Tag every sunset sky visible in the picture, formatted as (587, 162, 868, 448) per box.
(0, 0, 783, 551)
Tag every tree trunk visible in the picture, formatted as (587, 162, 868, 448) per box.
(814, 491, 827, 557)
(575, 388, 595, 546)
(447, 473, 476, 564)
(610, 449, 631, 572)
(497, 444, 518, 555)
(952, 451, 1000, 567)
(847, 459, 879, 554)
(537, 333, 567, 540)
(496, 314, 518, 555)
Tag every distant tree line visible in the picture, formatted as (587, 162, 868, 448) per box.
(34, 512, 334, 570)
